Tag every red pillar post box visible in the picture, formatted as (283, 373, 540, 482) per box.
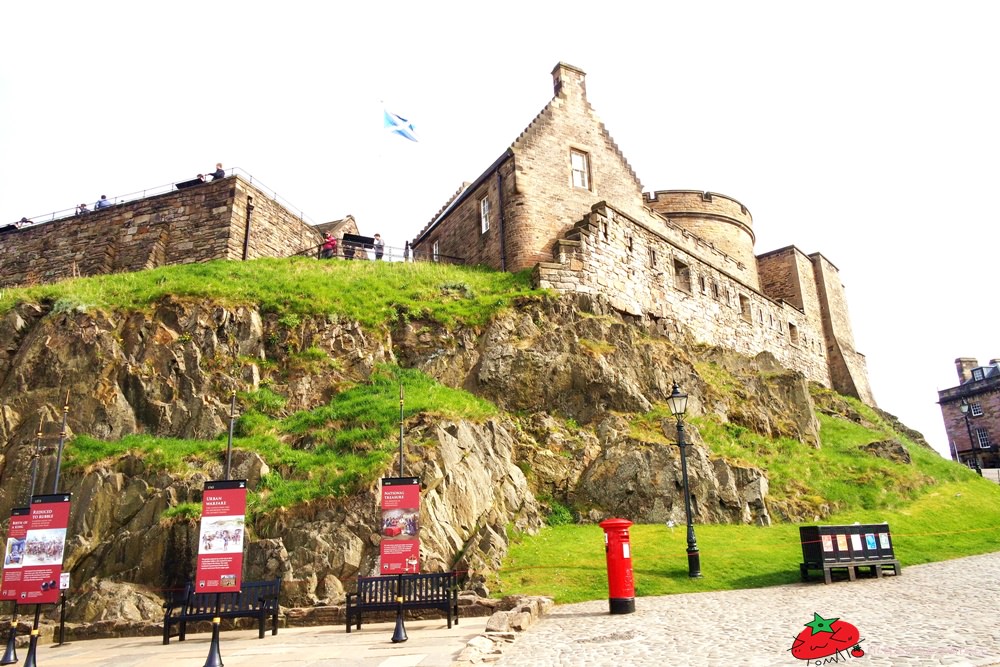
(599, 517, 635, 614)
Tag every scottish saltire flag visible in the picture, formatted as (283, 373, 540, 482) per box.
(384, 110, 418, 142)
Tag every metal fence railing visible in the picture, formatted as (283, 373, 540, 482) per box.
(290, 241, 465, 266)
(6, 167, 317, 229)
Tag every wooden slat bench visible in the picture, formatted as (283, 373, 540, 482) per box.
(800, 559, 901, 584)
(163, 578, 281, 645)
(346, 572, 458, 633)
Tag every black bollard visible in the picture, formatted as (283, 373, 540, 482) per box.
(391, 604, 408, 643)
(203, 616, 223, 667)
(0, 618, 17, 665)
(21, 606, 40, 667)
(390, 574, 407, 643)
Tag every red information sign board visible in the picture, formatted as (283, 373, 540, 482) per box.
(1, 507, 30, 601)
(194, 480, 247, 593)
(20, 494, 71, 605)
(380, 477, 420, 574)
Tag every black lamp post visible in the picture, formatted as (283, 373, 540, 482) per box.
(959, 399, 983, 476)
(667, 383, 702, 578)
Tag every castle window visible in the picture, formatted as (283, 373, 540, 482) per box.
(479, 196, 490, 234)
(570, 149, 591, 190)
(789, 323, 799, 345)
(673, 259, 692, 293)
(759, 310, 764, 324)
(971, 402, 984, 417)
(602, 220, 609, 240)
(972, 368, 985, 381)
(648, 248, 657, 268)
(626, 235, 633, 253)
(699, 276, 707, 294)
(432, 240, 440, 262)
(739, 295, 751, 322)
(976, 428, 991, 448)
(711, 282, 719, 300)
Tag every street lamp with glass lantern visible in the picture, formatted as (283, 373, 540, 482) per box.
(667, 383, 702, 578)
(959, 399, 984, 476)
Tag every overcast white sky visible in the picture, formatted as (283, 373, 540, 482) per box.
(2, 2, 997, 459)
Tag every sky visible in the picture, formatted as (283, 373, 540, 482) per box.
(2, 1, 998, 459)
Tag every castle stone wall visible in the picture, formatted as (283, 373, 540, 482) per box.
(418, 157, 517, 268)
(811, 253, 874, 404)
(230, 179, 321, 260)
(0, 177, 320, 287)
(644, 190, 759, 289)
(535, 202, 831, 386)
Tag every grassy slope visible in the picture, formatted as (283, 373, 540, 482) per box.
(497, 395, 1000, 602)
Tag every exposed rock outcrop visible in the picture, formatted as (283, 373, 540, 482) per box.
(0, 293, 863, 622)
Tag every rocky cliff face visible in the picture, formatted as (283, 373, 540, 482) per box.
(0, 293, 819, 621)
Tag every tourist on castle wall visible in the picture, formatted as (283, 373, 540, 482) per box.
(404, 241, 410, 262)
(76, 203, 89, 215)
(373, 233, 384, 260)
(321, 232, 338, 259)
(210, 163, 225, 180)
(95, 195, 111, 210)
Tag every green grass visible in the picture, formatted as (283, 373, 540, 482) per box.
(496, 478, 1000, 603)
(629, 397, 973, 520)
(0, 257, 541, 329)
(500, 393, 1000, 603)
(64, 365, 497, 517)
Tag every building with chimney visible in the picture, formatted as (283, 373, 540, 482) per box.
(938, 358, 1000, 472)
(412, 62, 874, 405)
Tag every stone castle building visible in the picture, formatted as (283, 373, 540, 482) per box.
(412, 63, 874, 405)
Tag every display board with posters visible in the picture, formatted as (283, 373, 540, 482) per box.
(1, 507, 31, 601)
(194, 480, 247, 594)
(379, 477, 420, 574)
(20, 494, 72, 605)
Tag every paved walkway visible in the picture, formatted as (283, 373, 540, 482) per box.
(13, 552, 1000, 666)
(495, 551, 1000, 667)
(19, 616, 488, 667)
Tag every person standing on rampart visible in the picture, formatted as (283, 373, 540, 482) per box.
(95, 195, 111, 209)
(210, 163, 225, 180)
(373, 233, 384, 260)
(321, 232, 338, 259)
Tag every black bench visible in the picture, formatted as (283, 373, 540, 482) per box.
(801, 559, 901, 584)
(346, 572, 458, 633)
(163, 578, 281, 645)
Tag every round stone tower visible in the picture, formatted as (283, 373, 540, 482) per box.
(644, 190, 758, 290)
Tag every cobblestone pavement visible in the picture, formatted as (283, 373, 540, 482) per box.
(494, 551, 1000, 667)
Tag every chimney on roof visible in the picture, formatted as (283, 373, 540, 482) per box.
(552, 62, 587, 97)
(956, 357, 979, 383)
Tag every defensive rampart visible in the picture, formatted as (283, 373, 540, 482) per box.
(534, 201, 831, 387)
(0, 176, 321, 288)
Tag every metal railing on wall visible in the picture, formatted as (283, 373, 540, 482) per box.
(289, 242, 465, 266)
(5, 167, 317, 229)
